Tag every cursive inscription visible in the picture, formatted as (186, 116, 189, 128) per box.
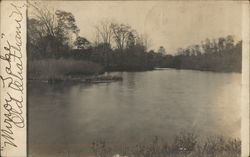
(0, 3, 25, 150)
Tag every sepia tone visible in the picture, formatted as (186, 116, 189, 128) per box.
(24, 1, 246, 157)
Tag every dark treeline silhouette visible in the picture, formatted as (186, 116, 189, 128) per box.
(27, 3, 158, 75)
(159, 36, 242, 72)
(28, 3, 242, 80)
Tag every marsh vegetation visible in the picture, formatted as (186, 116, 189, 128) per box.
(91, 133, 240, 157)
(27, 2, 242, 82)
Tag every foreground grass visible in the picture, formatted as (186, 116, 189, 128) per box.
(28, 59, 104, 81)
(92, 133, 240, 157)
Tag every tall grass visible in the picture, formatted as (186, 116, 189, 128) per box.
(28, 59, 104, 80)
(91, 133, 241, 157)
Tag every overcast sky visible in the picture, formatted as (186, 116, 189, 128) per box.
(42, 1, 242, 54)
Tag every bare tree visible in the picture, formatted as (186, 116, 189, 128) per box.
(95, 20, 149, 51)
(28, 1, 56, 37)
(110, 23, 132, 50)
(95, 20, 113, 45)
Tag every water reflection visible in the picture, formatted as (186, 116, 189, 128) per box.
(28, 69, 241, 157)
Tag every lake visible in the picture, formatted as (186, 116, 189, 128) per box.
(28, 69, 241, 157)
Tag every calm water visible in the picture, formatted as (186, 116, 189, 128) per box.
(28, 69, 241, 157)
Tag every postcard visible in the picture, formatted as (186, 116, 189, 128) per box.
(0, 1, 249, 157)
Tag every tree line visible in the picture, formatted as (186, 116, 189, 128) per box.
(28, 2, 242, 73)
(160, 36, 242, 72)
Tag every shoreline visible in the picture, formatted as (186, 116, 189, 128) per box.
(28, 67, 241, 83)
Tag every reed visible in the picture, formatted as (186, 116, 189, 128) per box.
(92, 133, 241, 157)
(28, 59, 104, 81)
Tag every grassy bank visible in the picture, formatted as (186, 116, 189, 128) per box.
(91, 133, 240, 157)
(28, 59, 104, 81)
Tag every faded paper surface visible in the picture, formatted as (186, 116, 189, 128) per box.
(241, 2, 250, 157)
(0, 0, 249, 157)
(0, 1, 27, 157)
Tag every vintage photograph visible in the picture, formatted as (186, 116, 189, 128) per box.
(27, 1, 242, 157)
